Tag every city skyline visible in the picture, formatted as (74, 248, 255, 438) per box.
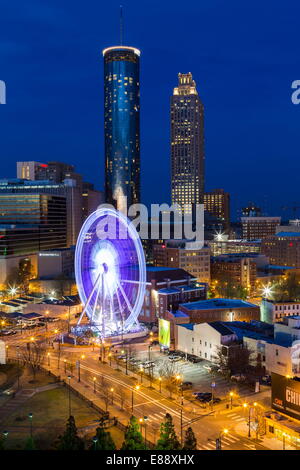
(1, 0, 299, 220)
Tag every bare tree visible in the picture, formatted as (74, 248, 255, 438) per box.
(158, 361, 179, 399)
(116, 385, 128, 411)
(21, 341, 47, 381)
(100, 378, 111, 412)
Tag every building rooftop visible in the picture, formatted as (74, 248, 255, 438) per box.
(178, 323, 194, 331)
(268, 265, 296, 270)
(209, 321, 236, 336)
(180, 298, 257, 311)
(276, 232, 300, 237)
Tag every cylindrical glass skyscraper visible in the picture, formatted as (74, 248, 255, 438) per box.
(103, 46, 141, 210)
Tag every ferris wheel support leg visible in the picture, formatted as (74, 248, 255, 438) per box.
(103, 275, 115, 323)
(77, 271, 102, 326)
(91, 274, 102, 324)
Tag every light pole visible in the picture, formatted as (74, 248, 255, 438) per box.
(216, 429, 229, 450)
(3, 431, 8, 447)
(131, 385, 140, 413)
(93, 376, 96, 393)
(47, 352, 50, 367)
(158, 377, 162, 393)
(140, 366, 144, 383)
(210, 381, 216, 411)
(28, 412, 33, 439)
(67, 375, 72, 417)
(108, 352, 112, 367)
(78, 354, 85, 382)
(121, 349, 128, 375)
(229, 391, 234, 410)
(110, 387, 114, 405)
(144, 416, 148, 447)
(243, 402, 257, 438)
(64, 359, 67, 374)
(93, 436, 98, 450)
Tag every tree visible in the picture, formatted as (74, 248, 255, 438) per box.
(89, 419, 116, 450)
(56, 415, 85, 450)
(156, 413, 181, 450)
(158, 361, 179, 399)
(0, 436, 5, 450)
(121, 416, 146, 450)
(182, 427, 197, 450)
(21, 341, 46, 381)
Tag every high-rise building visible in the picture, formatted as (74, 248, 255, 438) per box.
(17, 161, 76, 183)
(171, 73, 205, 213)
(204, 189, 230, 230)
(103, 46, 141, 210)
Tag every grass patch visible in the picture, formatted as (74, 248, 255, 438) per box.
(0, 386, 104, 449)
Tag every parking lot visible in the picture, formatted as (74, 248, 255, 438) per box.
(128, 348, 255, 402)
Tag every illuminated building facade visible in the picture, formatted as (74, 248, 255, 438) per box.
(204, 189, 230, 230)
(171, 73, 204, 213)
(241, 216, 281, 240)
(103, 46, 141, 209)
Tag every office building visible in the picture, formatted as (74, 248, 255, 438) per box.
(153, 240, 210, 283)
(241, 216, 281, 240)
(103, 46, 141, 209)
(204, 189, 230, 230)
(140, 266, 206, 324)
(82, 182, 104, 221)
(17, 161, 76, 184)
(208, 238, 261, 256)
(261, 232, 300, 268)
(171, 73, 205, 213)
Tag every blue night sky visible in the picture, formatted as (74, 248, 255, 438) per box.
(0, 0, 299, 220)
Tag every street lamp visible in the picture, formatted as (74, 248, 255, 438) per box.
(67, 375, 72, 417)
(139, 365, 144, 383)
(93, 436, 98, 450)
(28, 412, 33, 439)
(131, 384, 140, 412)
(158, 377, 162, 393)
(110, 387, 114, 405)
(108, 352, 112, 367)
(64, 358, 67, 373)
(78, 354, 85, 382)
(47, 352, 50, 367)
(121, 349, 128, 375)
(229, 391, 234, 410)
(210, 381, 216, 410)
(93, 376, 96, 393)
(216, 428, 229, 450)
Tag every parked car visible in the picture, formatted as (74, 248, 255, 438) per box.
(193, 392, 212, 399)
(151, 340, 159, 346)
(142, 361, 155, 368)
(168, 355, 181, 362)
(189, 356, 202, 363)
(179, 381, 193, 390)
(231, 374, 246, 382)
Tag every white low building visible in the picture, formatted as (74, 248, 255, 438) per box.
(176, 322, 238, 361)
(0, 340, 6, 364)
(261, 299, 300, 323)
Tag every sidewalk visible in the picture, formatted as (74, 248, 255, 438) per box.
(234, 421, 295, 450)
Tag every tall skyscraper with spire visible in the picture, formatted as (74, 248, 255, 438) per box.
(103, 43, 141, 211)
(171, 73, 205, 213)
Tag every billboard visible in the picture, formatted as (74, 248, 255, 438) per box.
(272, 372, 300, 420)
(159, 318, 170, 349)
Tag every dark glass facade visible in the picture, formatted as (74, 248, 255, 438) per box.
(0, 193, 67, 255)
(103, 46, 141, 208)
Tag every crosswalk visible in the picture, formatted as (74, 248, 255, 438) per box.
(146, 411, 189, 425)
(197, 433, 241, 450)
(226, 412, 246, 423)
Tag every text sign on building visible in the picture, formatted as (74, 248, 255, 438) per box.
(158, 318, 170, 349)
(271, 372, 300, 420)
